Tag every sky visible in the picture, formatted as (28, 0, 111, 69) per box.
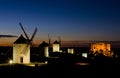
(0, 0, 120, 46)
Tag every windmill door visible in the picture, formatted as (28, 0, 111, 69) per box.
(20, 57, 23, 63)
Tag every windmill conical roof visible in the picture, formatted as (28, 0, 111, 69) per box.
(53, 40, 59, 44)
(39, 41, 49, 47)
(14, 35, 28, 44)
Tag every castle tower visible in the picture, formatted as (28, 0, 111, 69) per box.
(53, 40, 60, 52)
(13, 35, 30, 63)
(91, 43, 111, 52)
(90, 42, 113, 57)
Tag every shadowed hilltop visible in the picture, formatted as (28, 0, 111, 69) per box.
(0, 59, 119, 78)
(0, 42, 120, 78)
(0, 47, 120, 78)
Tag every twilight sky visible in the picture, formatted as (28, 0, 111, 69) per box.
(0, 0, 120, 46)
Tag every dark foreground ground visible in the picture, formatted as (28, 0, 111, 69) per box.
(0, 62, 119, 78)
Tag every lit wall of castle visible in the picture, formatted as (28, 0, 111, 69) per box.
(90, 43, 113, 57)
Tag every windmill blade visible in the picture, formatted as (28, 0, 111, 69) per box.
(30, 27, 37, 41)
(28, 27, 37, 48)
(19, 22, 33, 47)
(20, 44, 30, 56)
(19, 22, 30, 41)
(23, 44, 30, 55)
(29, 40, 34, 47)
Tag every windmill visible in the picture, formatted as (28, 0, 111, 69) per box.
(13, 22, 37, 63)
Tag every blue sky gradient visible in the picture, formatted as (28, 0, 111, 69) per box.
(0, 0, 120, 46)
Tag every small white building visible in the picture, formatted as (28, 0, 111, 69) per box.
(68, 48, 74, 54)
(82, 53, 88, 58)
(13, 35, 30, 63)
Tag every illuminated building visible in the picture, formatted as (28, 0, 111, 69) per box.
(68, 48, 74, 54)
(82, 53, 88, 58)
(13, 35, 30, 63)
(91, 43, 110, 52)
(90, 43, 113, 57)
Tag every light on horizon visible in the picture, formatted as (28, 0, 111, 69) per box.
(9, 59, 13, 63)
(82, 53, 87, 58)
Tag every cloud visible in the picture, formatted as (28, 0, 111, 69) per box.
(0, 35, 17, 38)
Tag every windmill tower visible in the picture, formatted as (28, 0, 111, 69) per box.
(39, 41, 49, 57)
(13, 22, 37, 63)
(53, 40, 60, 52)
(13, 35, 30, 63)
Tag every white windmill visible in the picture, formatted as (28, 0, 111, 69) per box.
(13, 22, 37, 64)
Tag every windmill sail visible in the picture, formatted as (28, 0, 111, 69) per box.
(21, 44, 30, 55)
(19, 22, 37, 55)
